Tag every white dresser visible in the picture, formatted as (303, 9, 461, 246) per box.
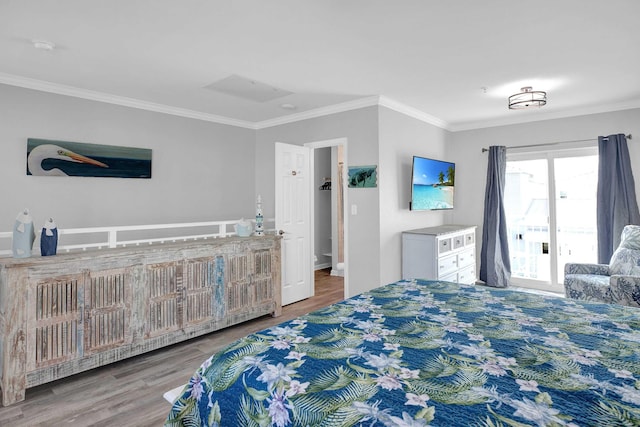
(402, 225, 477, 284)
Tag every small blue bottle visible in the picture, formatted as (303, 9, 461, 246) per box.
(255, 195, 264, 236)
(41, 217, 58, 256)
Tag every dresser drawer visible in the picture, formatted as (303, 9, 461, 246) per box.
(453, 234, 465, 249)
(457, 248, 475, 268)
(438, 253, 458, 276)
(438, 237, 453, 255)
(465, 232, 475, 246)
(441, 271, 458, 283)
(457, 265, 476, 284)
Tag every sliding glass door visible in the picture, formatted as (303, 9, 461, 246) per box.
(505, 159, 551, 283)
(504, 148, 598, 292)
(554, 155, 599, 280)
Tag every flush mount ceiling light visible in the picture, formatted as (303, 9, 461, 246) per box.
(508, 86, 547, 109)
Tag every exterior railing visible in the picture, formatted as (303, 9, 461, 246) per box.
(507, 222, 597, 283)
(0, 218, 275, 258)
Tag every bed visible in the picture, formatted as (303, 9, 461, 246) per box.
(165, 279, 640, 426)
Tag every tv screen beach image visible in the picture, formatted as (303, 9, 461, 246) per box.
(411, 157, 455, 210)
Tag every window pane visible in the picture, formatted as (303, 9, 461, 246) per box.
(555, 155, 598, 281)
(505, 159, 550, 281)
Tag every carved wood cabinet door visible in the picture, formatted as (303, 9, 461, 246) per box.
(26, 267, 133, 369)
(83, 268, 132, 355)
(144, 261, 182, 338)
(227, 245, 276, 314)
(183, 256, 225, 325)
(252, 248, 275, 306)
(27, 273, 84, 372)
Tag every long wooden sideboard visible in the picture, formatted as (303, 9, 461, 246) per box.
(0, 236, 281, 406)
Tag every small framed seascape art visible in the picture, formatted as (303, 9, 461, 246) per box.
(348, 165, 377, 188)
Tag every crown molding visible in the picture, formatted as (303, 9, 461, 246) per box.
(3, 72, 639, 134)
(17, 71, 634, 133)
(255, 96, 453, 130)
(254, 96, 381, 129)
(0, 72, 456, 131)
(0, 72, 256, 129)
(449, 100, 640, 132)
(378, 96, 450, 130)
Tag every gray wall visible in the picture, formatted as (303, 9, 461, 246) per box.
(5, 82, 639, 296)
(448, 108, 640, 270)
(0, 84, 257, 233)
(378, 107, 451, 284)
(255, 107, 380, 297)
(255, 106, 451, 294)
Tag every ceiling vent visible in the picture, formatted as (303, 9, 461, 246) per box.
(204, 74, 292, 102)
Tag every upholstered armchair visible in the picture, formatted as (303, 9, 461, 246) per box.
(564, 225, 640, 307)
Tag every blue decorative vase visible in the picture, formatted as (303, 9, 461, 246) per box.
(40, 218, 58, 256)
(12, 209, 35, 258)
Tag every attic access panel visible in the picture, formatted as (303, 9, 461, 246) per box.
(204, 74, 292, 102)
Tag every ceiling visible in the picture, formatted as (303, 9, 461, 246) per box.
(1, 0, 639, 131)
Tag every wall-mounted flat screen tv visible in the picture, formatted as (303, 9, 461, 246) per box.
(410, 156, 455, 210)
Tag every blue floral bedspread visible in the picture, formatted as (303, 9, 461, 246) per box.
(165, 280, 640, 426)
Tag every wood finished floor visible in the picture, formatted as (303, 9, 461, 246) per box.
(0, 269, 344, 427)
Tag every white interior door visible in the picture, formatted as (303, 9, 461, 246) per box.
(275, 142, 313, 305)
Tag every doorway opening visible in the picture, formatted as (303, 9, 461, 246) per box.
(307, 138, 348, 300)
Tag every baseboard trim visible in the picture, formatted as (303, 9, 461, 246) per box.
(330, 269, 344, 277)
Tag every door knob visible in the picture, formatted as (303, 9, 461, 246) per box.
(278, 230, 286, 235)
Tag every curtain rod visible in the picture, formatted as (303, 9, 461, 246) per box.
(481, 134, 632, 153)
